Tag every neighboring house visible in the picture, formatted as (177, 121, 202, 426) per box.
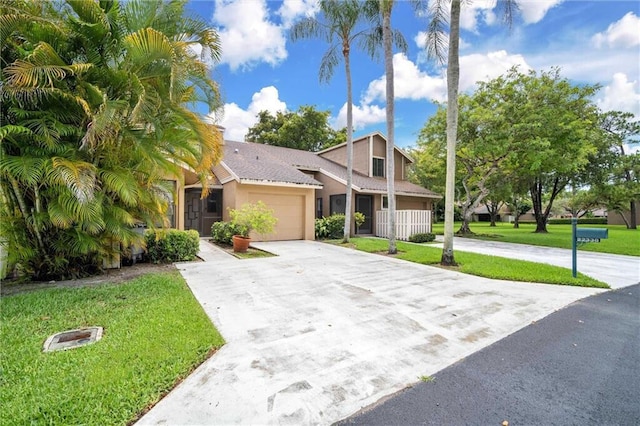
(169, 132, 441, 241)
(471, 204, 511, 222)
(608, 203, 639, 226)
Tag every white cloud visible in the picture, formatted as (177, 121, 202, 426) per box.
(592, 12, 640, 49)
(364, 53, 447, 104)
(596, 73, 640, 117)
(216, 86, 287, 141)
(459, 50, 530, 91)
(334, 103, 386, 130)
(278, 0, 319, 28)
(460, 0, 496, 32)
(518, 0, 563, 24)
(213, 0, 287, 71)
(363, 50, 529, 104)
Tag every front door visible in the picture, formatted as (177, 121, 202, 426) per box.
(356, 195, 373, 234)
(184, 189, 223, 236)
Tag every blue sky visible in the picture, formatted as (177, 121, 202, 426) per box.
(187, 0, 640, 148)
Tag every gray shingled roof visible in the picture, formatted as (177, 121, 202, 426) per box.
(219, 140, 440, 198)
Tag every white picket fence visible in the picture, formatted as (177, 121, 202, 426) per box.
(375, 210, 432, 240)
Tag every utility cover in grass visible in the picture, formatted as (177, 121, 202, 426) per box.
(43, 327, 103, 352)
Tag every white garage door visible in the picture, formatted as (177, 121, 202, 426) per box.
(248, 193, 305, 240)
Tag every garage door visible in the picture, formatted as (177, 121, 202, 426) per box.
(248, 193, 305, 240)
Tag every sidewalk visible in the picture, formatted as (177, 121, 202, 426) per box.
(433, 236, 639, 288)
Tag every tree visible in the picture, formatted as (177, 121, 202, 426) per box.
(588, 111, 640, 229)
(245, 106, 346, 152)
(496, 68, 601, 233)
(508, 197, 531, 228)
(417, 94, 512, 235)
(363, 0, 408, 254)
(0, 0, 222, 279)
(424, 0, 518, 264)
(291, 0, 377, 243)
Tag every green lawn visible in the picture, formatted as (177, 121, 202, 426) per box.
(343, 238, 608, 288)
(431, 222, 639, 256)
(1, 272, 223, 425)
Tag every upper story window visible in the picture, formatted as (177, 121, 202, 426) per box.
(373, 157, 385, 177)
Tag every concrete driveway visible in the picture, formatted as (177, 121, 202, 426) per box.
(138, 240, 602, 425)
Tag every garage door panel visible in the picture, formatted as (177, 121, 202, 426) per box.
(248, 193, 304, 240)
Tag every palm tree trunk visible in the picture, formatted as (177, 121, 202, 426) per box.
(383, 0, 397, 254)
(343, 43, 354, 242)
(441, 0, 460, 266)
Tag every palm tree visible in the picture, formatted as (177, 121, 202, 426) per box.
(0, 0, 223, 279)
(364, 0, 407, 254)
(290, 0, 376, 243)
(425, 0, 518, 265)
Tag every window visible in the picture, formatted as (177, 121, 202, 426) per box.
(316, 198, 323, 219)
(330, 194, 346, 215)
(382, 195, 395, 210)
(373, 157, 385, 177)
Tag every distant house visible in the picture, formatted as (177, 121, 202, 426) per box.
(608, 202, 639, 226)
(168, 132, 441, 241)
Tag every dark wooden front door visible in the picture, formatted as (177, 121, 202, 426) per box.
(356, 194, 373, 234)
(185, 189, 222, 236)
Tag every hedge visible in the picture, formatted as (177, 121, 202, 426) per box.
(408, 233, 436, 243)
(518, 218, 607, 225)
(145, 229, 200, 263)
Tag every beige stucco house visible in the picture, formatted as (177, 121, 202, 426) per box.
(169, 132, 440, 241)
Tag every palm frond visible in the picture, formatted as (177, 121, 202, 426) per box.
(0, 155, 45, 186)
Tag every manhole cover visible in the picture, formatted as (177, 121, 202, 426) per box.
(43, 327, 103, 352)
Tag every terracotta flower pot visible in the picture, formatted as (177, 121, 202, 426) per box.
(232, 235, 251, 253)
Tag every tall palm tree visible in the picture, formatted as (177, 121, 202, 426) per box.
(364, 0, 407, 254)
(425, 0, 518, 265)
(0, 0, 223, 279)
(290, 0, 376, 243)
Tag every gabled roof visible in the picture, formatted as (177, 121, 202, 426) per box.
(317, 131, 415, 163)
(218, 140, 440, 198)
(219, 141, 322, 188)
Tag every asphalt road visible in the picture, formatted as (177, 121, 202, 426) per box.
(339, 284, 640, 426)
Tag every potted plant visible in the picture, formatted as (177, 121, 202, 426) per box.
(229, 201, 278, 253)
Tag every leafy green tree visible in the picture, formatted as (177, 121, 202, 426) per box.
(245, 106, 346, 152)
(417, 94, 512, 235)
(508, 197, 531, 228)
(291, 0, 379, 242)
(487, 67, 601, 233)
(0, 0, 222, 280)
(587, 111, 640, 229)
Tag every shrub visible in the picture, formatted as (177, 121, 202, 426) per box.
(211, 221, 241, 245)
(354, 212, 366, 229)
(548, 218, 607, 225)
(315, 214, 346, 239)
(229, 201, 277, 238)
(145, 229, 200, 263)
(409, 233, 436, 243)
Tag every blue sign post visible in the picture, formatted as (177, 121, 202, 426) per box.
(571, 218, 609, 278)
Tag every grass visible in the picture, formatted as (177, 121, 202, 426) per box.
(0, 272, 224, 425)
(232, 246, 276, 259)
(342, 238, 608, 288)
(431, 222, 639, 256)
